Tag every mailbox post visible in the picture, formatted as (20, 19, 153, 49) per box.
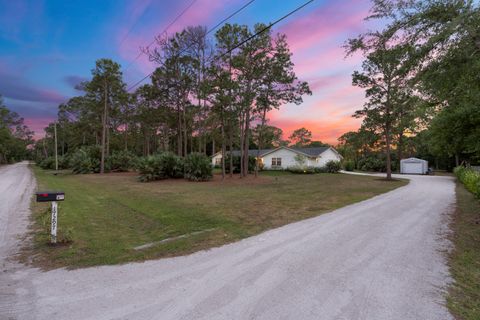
(36, 191, 65, 244)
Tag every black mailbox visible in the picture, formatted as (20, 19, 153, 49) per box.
(36, 191, 65, 202)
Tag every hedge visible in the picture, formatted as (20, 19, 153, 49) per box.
(454, 166, 480, 198)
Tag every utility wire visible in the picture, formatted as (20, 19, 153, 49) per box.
(127, 0, 314, 92)
(217, 0, 314, 60)
(127, 0, 258, 91)
(123, 0, 198, 72)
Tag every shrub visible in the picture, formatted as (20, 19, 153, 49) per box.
(58, 155, 71, 169)
(343, 160, 355, 171)
(137, 152, 184, 182)
(184, 153, 213, 181)
(107, 150, 137, 172)
(454, 166, 480, 198)
(314, 166, 328, 173)
(325, 160, 341, 173)
(70, 146, 102, 174)
(288, 166, 316, 174)
(38, 156, 56, 169)
(39, 155, 70, 170)
(357, 156, 385, 172)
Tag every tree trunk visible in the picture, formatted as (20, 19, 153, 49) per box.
(177, 104, 182, 157)
(100, 81, 108, 174)
(239, 113, 245, 177)
(229, 120, 234, 178)
(385, 124, 392, 180)
(397, 132, 404, 170)
(212, 137, 215, 157)
(42, 139, 48, 158)
(183, 100, 187, 157)
(255, 108, 268, 178)
(243, 108, 251, 178)
(106, 123, 110, 157)
(221, 121, 226, 180)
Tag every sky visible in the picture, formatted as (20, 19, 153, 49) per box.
(0, 0, 380, 145)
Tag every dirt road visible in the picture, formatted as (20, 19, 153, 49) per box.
(0, 163, 454, 319)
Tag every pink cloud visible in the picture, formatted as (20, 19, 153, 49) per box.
(118, 0, 243, 77)
(265, 0, 370, 143)
(24, 117, 55, 139)
(278, 0, 370, 53)
(269, 115, 362, 146)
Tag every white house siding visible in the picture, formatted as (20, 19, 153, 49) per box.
(212, 147, 343, 169)
(262, 148, 299, 169)
(211, 153, 222, 166)
(316, 148, 342, 167)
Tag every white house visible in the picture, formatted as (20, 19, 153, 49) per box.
(211, 146, 343, 170)
(400, 157, 428, 174)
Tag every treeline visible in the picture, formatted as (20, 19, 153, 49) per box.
(0, 96, 33, 164)
(338, 0, 480, 177)
(34, 23, 311, 178)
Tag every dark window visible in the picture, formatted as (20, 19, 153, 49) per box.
(272, 157, 282, 166)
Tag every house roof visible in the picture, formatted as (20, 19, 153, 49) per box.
(291, 147, 330, 157)
(213, 146, 334, 158)
(229, 149, 272, 157)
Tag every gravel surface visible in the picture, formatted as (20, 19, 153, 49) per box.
(0, 163, 454, 320)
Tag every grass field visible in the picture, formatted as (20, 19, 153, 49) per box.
(447, 183, 480, 320)
(25, 167, 406, 269)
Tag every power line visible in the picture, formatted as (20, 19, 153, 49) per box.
(127, 0, 258, 91)
(123, 0, 198, 72)
(218, 0, 315, 60)
(127, 0, 314, 92)
(205, 0, 256, 37)
(118, 2, 150, 49)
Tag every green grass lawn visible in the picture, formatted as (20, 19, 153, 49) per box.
(447, 183, 480, 320)
(25, 167, 406, 269)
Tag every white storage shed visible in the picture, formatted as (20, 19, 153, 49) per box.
(400, 157, 428, 174)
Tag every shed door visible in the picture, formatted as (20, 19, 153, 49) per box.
(403, 162, 423, 174)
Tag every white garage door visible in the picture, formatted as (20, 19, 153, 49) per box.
(403, 162, 423, 174)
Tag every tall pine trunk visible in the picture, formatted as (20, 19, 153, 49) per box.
(397, 132, 404, 169)
(229, 120, 234, 178)
(239, 112, 245, 177)
(385, 123, 392, 180)
(177, 104, 182, 157)
(183, 99, 187, 157)
(221, 113, 226, 180)
(100, 81, 108, 174)
(243, 108, 250, 178)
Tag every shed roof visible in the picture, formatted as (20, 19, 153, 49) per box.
(401, 157, 427, 163)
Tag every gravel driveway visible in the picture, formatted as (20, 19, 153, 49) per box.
(0, 163, 455, 320)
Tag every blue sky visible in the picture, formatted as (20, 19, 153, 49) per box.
(0, 0, 376, 143)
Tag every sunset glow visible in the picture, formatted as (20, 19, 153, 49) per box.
(0, 0, 377, 144)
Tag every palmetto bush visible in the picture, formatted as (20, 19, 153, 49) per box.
(70, 146, 102, 174)
(38, 155, 70, 170)
(38, 156, 56, 170)
(137, 152, 184, 182)
(107, 150, 138, 172)
(325, 160, 341, 173)
(184, 153, 213, 181)
(454, 166, 480, 198)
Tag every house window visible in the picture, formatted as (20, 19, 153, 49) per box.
(215, 157, 221, 165)
(272, 157, 282, 167)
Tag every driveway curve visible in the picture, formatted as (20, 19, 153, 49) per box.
(0, 163, 455, 320)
